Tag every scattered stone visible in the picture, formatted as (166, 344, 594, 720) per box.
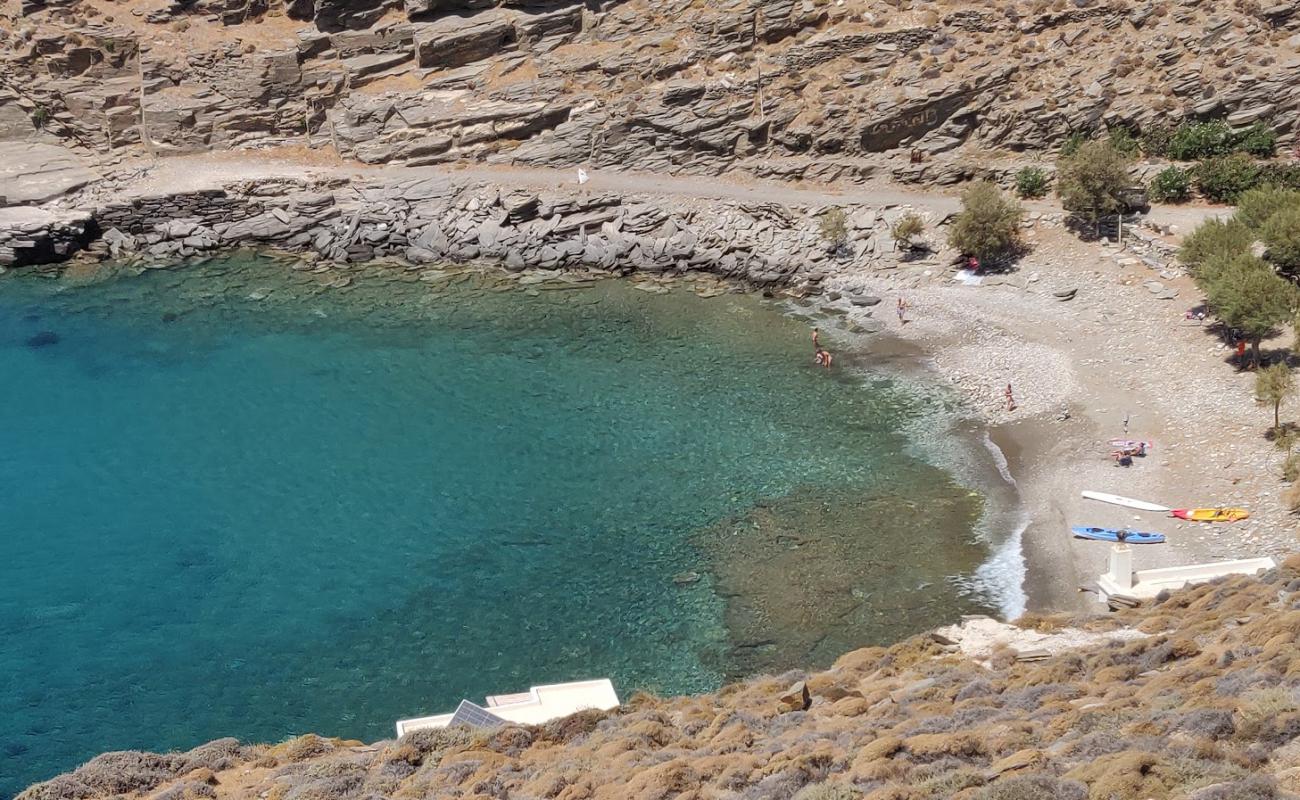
(672, 571, 701, 587)
(777, 681, 811, 713)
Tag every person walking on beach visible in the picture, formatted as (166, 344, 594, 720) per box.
(1005, 382, 1016, 412)
(896, 297, 909, 325)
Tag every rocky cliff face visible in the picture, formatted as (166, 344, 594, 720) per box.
(2, 0, 1300, 186)
(18, 557, 1300, 800)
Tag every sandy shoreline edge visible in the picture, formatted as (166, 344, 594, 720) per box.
(816, 221, 1296, 618)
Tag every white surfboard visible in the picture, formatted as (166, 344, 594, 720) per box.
(1082, 490, 1169, 513)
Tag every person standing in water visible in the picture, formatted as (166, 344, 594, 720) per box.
(812, 327, 820, 349)
(814, 348, 833, 369)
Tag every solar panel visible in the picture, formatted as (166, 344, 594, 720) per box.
(448, 700, 507, 730)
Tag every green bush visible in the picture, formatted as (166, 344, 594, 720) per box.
(1235, 186, 1300, 230)
(1060, 130, 1088, 157)
(1148, 166, 1191, 203)
(1179, 218, 1254, 276)
(1169, 120, 1235, 160)
(1140, 126, 1174, 158)
(947, 181, 1024, 263)
(819, 208, 849, 251)
(1196, 153, 1262, 203)
(1261, 205, 1300, 274)
(1015, 167, 1050, 199)
(1234, 122, 1277, 158)
(1261, 162, 1300, 191)
(1108, 126, 1140, 158)
(891, 212, 925, 247)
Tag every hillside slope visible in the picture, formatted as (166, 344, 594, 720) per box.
(18, 556, 1300, 800)
(2, 0, 1299, 185)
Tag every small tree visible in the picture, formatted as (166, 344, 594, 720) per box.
(1261, 205, 1300, 275)
(1236, 186, 1300, 230)
(947, 181, 1024, 265)
(1206, 254, 1296, 367)
(891, 212, 925, 249)
(1015, 167, 1049, 199)
(1148, 166, 1191, 203)
(1255, 362, 1295, 432)
(819, 207, 849, 256)
(1056, 140, 1133, 229)
(1179, 218, 1254, 278)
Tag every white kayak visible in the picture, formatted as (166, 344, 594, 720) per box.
(1081, 490, 1170, 513)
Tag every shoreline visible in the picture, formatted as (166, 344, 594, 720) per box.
(7, 155, 1292, 625)
(826, 223, 1296, 616)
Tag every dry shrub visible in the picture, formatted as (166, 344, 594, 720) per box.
(793, 782, 862, 800)
(858, 736, 905, 762)
(269, 736, 338, 765)
(1236, 686, 1299, 736)
(1012, 613, 1065, 633)
(903, 733, 986, 761)
(1174, 708, 1236, 739)
(833, 646, 887, 674)
(912, 766, 986, 795)
(1188, 775, 1286, 800)
(537, 709, 608, 744)
(972, 774, 1086, 800)
(1065, 751, 1172, 799)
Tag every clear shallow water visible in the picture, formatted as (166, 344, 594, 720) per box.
(0, 256, 1000, 797)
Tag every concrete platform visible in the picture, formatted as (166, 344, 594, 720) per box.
(395, 678, 620, 736)
(1097, 544, 1276, 600)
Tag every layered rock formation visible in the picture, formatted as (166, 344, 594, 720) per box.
(2, 0, 1300, 186)
(0, 166, 954, 287)
(19, 558, 1300, 800)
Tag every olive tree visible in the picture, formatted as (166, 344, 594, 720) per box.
(947, 181, 1024, 265)
(1056, 139, 1133, 230)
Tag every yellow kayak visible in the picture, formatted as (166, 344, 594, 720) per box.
(1171, 508, 1250, 523)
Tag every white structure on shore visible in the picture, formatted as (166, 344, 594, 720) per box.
(395, 679, 620, 736)
(1098, 543, 1276, 601)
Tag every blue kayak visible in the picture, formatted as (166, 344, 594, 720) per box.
(1071, 526, 1166, 544)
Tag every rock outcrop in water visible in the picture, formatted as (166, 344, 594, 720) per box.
(4, 168, 979, 284)
(19, 556, 1300, 799)
(1, 0, 1299, 185)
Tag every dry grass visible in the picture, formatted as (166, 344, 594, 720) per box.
(19, 559, 1300, 800)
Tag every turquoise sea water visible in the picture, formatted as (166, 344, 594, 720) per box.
(0, 256, 1002, 797)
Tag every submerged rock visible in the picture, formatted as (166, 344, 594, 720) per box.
(25, 331, 60, 348)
